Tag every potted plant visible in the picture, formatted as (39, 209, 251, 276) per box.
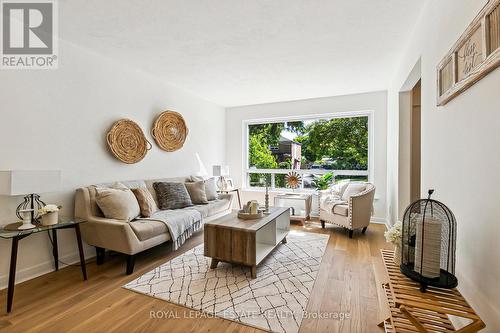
(384, 221, 402, 264)
(38, 204, 61, 226)
(312, 172, 334, 214)
(312, 172, 334, 191)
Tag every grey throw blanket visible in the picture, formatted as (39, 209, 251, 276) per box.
(136, 208, 203, 250)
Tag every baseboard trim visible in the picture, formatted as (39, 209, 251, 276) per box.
(370, 217, 388, 225)
(0, 245, 95, 290)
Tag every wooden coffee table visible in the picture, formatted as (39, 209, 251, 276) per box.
(204, 207, 290, 278)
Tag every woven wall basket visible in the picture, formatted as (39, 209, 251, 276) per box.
(151, 111, 188, 152)
(106, 119, 152, 164)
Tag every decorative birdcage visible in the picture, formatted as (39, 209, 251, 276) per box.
(400, 189, 457, 292)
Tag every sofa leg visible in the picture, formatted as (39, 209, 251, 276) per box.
(320, 220, 325, 229)
(96, 247, 105, 265)
(349, 230, 353, 239)
(126, 255, 136, 275)
(362, 227, 368, 234)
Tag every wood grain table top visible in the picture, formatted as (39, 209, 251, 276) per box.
(204, 207, 289, 232)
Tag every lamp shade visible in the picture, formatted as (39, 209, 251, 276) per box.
(0, 170, 61, 196)
(213, 165, 229, 177)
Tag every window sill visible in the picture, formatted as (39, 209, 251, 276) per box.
(240, 187, 379, 201)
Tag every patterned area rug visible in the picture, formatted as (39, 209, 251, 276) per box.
(124, 231, 329, 333)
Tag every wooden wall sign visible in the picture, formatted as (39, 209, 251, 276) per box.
(437, 0, 500, 106)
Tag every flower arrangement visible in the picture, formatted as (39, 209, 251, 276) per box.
(38, 204, 62, 216)
(385, 221, 403, 263)
(384, 221, 402, 246)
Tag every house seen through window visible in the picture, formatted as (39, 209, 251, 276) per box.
(246, 115, 370, 189)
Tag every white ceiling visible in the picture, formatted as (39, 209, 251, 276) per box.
(60, 1, 425, 107)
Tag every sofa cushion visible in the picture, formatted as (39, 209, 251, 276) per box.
(187, 176, 219, 201)
(131, 187, 158, 218)
(190, 205, 210, 218)
(333, 204, 349, 216)
(129, 220, 169, 241)
(341, 183, 367, 201)
(95, 182, 140, 221)
(145, 177, 189, 206)
(154, 182, 193, 210)
(204, 177, 219, 201)
(207, 198, 231, 216)
(88, 185, 103, 217)
(185, 181, 209, 204)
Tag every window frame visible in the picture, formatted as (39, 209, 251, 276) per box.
(242, 110, 375, 190)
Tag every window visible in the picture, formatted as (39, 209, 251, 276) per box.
(244, 112, 372, 190)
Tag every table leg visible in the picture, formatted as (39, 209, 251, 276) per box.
(74, 224, 87, 280)
(400, 306, 428, 332)
(236, 189, 242, 209)
(52, 229, 59, 271)
(210, 259, 219, 269)
(251, 266, 257, 279)
(7, 236, 20, 313)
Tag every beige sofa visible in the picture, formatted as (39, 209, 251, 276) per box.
(74, 177, 233, 274)
(319, 182, 375, 238)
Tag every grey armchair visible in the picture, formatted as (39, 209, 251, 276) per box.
(319, 182, 375, 238)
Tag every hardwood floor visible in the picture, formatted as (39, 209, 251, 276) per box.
(0, 222, 392, 333)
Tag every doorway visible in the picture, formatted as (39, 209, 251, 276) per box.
(398, 78, 421, 220)
(410, 80, 421, 203)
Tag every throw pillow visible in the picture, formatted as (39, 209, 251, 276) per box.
(204, 177, 219, 201)
(185, 181, 209, 204)
(95, 182, 140, 221)
(341, 182, 367, 201)
(153, 182, 193, 210)
(188, 175, 206, 182)
(331, 181, 350, 198)
(131, 187, 158, 218)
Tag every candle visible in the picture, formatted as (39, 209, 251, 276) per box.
(414, 216, 442, 278)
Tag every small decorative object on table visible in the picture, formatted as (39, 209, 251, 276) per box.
(39, 204, 61, 226)
(401, 189, 457, 292)
(285, 171, 301, 190)
(213, 165, 230, 190)
(238, 200, 264, 219)
(384, 221, 402, 264)
(17, 209, 36, 230)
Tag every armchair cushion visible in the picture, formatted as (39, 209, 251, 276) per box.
(320, 194, 348, 216)
(332, 181, 350, 198)
(341, 183, 367, 201)
(333, 204, 349, 216)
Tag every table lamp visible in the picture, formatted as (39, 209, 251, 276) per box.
(0, 170, 61, 229)
(213, 165, 229, 190)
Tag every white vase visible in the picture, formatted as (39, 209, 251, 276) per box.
(41, 212, 58, 226)
(393, 244, 402, 265)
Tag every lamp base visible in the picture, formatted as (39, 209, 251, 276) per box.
(217, 176, 228, 191)
(17, 222, 36, 230)
(16, 193, 45, 222)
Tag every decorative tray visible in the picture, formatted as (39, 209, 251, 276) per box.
(237, 210, 264, 220)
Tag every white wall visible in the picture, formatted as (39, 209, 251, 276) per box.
(387, 0, 500, 330)
(0, 40, 225, 288)
(226, 91, 388, 222)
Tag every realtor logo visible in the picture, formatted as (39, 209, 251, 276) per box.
(1, 0, 58, 69)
